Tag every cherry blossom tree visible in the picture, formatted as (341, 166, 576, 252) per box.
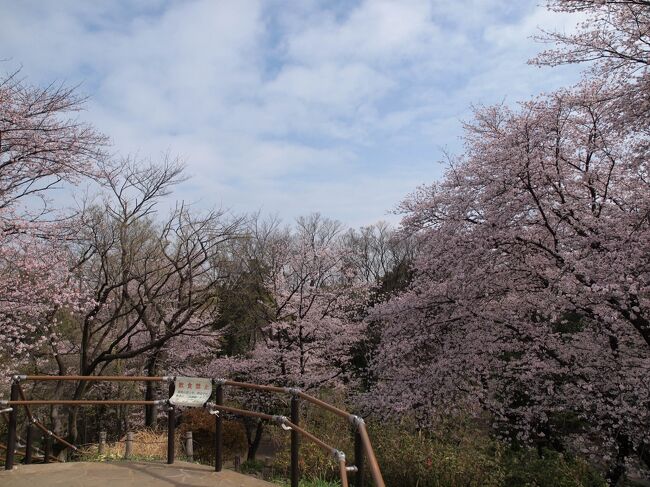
(535, 0, 650, 77)
(0, 237, 93, 378)
(370, 82, 649, 482)
(0, 71, 107, 231)
(370, 3, 650, 482)
(0, 71, 106, 379)
(243, 214, 367, 390)
(206, 214, 368, 460)
(534, 0, 650, 136)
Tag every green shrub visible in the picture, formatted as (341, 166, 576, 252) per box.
(503, 448, 606, 487)
(266, 396, 605, 487)
(269, 392, 354, 482)
(240, 458, 266, 474)
(369, 419, 505, 487)
(275, 479, 340, 487)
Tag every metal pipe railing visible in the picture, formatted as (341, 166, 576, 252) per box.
(31, 420, 78, 452)
(214, 382, 224, 472)
(2, 376, 170, 470)
(286, 418, 333, 454)
(356, 420, 383, 486)
(18, 375, 167, 382)
(223, 379, 287, 394)
(297, 391, 352, 420)
(3, 374, 385, 487)
(207, 402, 349, 485)
(2, 400, 165, 406)
(290, 394, 300, 487)
(17, 385, 34, 421)
(209, 403, 275, 421)
(339, 456, 350, 487)
(221, 379, 385, 487)
(167, 381, 175, 465)
(16, 383, 78, 454)
(5, 381, 18, 469)
(0, 413, 58, 462)
(0, 442, 60, 463)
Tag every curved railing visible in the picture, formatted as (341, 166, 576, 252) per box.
(1, 374, 385, 487)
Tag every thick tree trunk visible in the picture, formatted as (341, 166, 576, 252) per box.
(144, 351, 161, 428)
(65, 381, 90, 446)
(51, 406, 64, 441)
(81, 408, 88, 445)
(144, 381, 157, 427)
(67, 407, 79, 447)
(119, 404, 129, 438)
(50, 347, 68, 453)
(244, 419, 264, 461)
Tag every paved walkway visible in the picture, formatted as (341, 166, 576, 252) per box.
(0, 461, 278, 486)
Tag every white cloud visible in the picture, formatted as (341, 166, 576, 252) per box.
(284, 0, 440, 64)
(0, 0, 583, 227)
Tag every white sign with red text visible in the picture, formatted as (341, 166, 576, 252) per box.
(169, 377, 212, 407)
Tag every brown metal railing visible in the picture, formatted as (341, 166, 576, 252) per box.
(7, 400, 163, 406)
(0, 412, 62, 465)
(195, 380, 384, 486)
(19, 375, 169, 382)
(2, 374, 385, 487)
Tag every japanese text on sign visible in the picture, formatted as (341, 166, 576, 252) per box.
(169, 377, 212, 407)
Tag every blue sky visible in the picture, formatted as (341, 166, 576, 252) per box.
(0, 0, 581, 226)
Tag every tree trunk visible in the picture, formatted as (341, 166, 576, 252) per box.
(81, 408, 88, 445)
(606, 435, 630, 486)
(244, 419, 264, 461)
(51, 406, 64, 442)
(640, 442, 650, 472)
(50, 354, 67, 452)
(67, 407, 79, 447)
(120, 404, 129, 438)
(144, 351, 161, 427)
(66, 381, 91, 446)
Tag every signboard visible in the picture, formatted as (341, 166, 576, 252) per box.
(169, 377, 212, 407)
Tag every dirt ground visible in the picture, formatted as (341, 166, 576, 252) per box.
(0, 460, 278, 487)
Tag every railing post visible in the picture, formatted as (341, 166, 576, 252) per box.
(125, 431, 133, 459)
(5, 379, 19, 470)
(214, 381, 223, 472)
(24, 421, 34, 464)
(354, 427, 365, 487)
(185, 431, 193, 462)
(98, 431, 107, 455)
(44, 431, 51, 464)
(356, 421, 385, 487)
(167, 381, 175, 465)
(338, 451, 350, 487)
(290, 392, 300, 487)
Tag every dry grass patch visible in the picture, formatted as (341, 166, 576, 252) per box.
(79, 429, 184, 462)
